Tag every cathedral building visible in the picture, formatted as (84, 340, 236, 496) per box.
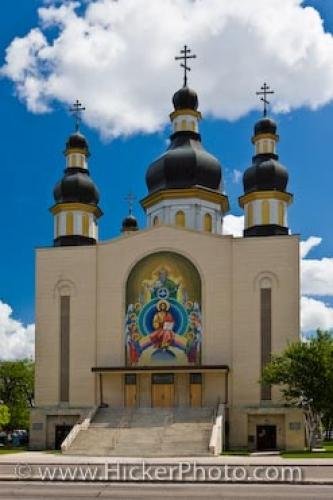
(30, 55, 304, 453)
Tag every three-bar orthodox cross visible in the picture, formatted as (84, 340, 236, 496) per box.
(125, 192, 136, 215)
(70, 99, 86, 132)
(256, 83, 274, 117)
(175, 45, 197, 87)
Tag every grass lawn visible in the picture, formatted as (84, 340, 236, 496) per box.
(0, 446, 27, 455)
(281, 441, 333, 458)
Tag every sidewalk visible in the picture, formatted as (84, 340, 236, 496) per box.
(0, 451, 333, 483)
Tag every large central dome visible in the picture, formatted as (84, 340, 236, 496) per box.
(146, 86, 222, 194)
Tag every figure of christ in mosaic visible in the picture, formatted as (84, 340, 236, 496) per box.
(125, 252, 202, 366)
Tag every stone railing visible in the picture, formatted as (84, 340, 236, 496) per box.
(61, 406, 98, 453)
(209, 403, 225, 455)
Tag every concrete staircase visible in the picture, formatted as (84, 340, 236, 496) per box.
(63, 407, 213, 457)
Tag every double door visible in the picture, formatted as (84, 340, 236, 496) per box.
(151, 373, 174, 407)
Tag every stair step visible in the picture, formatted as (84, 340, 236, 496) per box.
(63, 407, 214, 457)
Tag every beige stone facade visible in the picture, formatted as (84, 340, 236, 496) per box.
(30, 225, 305, 451)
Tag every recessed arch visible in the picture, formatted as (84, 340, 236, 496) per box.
(278, 201, 284, 226)
(153, 215, 160, 226)
(175, 210, 186, 227)
(66, 212, 74, 235)
(82, 213, 90, 236)
(261, 200, 270, 225)
(203, 213, 213, 232)
(125, 251, 202, 367)
(247, 203, 254, 227)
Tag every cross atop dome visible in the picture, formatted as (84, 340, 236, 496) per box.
(70, 99, 86, 132)
(256, 83, 274, 117)
(125, 192, 136, 215)
(175, 45, 197, 87)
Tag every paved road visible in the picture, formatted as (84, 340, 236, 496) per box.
(0, 482, 332, 499)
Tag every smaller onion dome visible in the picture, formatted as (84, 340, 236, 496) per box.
(254, 117, 277, 136)
(121, 213, 138, 232)
(172, 86, 198, 110)
(53, 171, 100, 205)
(65, 131, 90, 155)
(243, 158, 288, 194)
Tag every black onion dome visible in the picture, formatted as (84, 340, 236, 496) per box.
(172, 86, 198, 110)
(146, 131, 222, 194)
(254, 117, 277, 136)
(66, 132, 89, 154)
(122, 214, 138, 232)
(243, 157, 288, 194)
(54, 170, 99, 205)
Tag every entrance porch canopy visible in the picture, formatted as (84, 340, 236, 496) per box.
(91, 365, 229, 374)
(92, 365, 229, 407)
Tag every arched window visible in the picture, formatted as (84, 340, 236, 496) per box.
(56, 215, 60, 237)
(82, 213, 89, 236)
(278, 201, 284, 226)
(260, 276, 272, 401)
(153, 215, 159, 226)
(66, 212, 74, 235)
(191, 120, 195, 131)
(261, 200, 270, 225)
(247, 203, 254, 227)
(203, 213, 213, 232)
(175, 210, 186, 227)
(181, 119, 187, 130)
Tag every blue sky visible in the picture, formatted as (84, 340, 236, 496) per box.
(0, 0, 333, 357)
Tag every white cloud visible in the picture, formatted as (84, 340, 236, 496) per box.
(300, 236, 322, 258)
(299, 236, 333, 334)
(232, 169, 242, 184)
(223, 214, 244, 237)
(301, 257, 333, 296)
(301, 296, 333, 334)
(2, 0, 333, 137)
(0, 301, 35, 361)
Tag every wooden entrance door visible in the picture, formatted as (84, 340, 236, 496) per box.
(256, 425, 277, 451)
(124, 374, 137, 408)
(151, 374, 174, 407)
(190, 373, 202, 407)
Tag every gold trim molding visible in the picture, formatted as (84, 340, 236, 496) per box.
(239, 190, 293, 207)
(65, 148, 88, 156)
(252, 133, 279, 144)
(141, 188, 229, 213)
(50, 202, 102, 217)
(169, 109, 202, 120)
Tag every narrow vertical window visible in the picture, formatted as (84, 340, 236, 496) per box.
(278, 201, 284, 226)
(261, 200, 270, 225)
(175, 210, 185, 227)
(56, 215, 60, 237)
(82, 213, 89, 236)
(247, 203, 254, 227)
(261, 287, 272, 400)
(66, 213, 74, 235)
(204, 213, 212, 232)
(181, 119, 187, 130)
(60, 296, 70, 402)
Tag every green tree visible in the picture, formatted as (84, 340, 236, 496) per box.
(262, 330, 333, 451)
(0, 404, 10, 429)
(0, 360, 34, 430)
